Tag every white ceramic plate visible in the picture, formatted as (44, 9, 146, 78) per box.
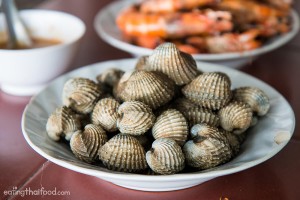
(94, 0, 300, 68)
(22, 59, 295, 191)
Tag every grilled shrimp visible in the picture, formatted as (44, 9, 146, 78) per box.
(217, 0, 288, 23)
(140, 0, 219, 13)
(130, 30, 261, 54)
(260, 0, 293, 12)
(116, 6, 233, 38)
(240, 17, 291, 37)
(125, 34, 164, 49)
(204, 29, 261, 53)
(177, 30, 261, 54)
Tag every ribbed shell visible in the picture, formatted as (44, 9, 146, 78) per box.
(218, 101, 253, 134)
(173, 98, 220, 127)
(152, 109, 188, 146)
(115, 70, 175, 109)
(62, 77, 102, 114)
(184, 124, 232, 169)
(133, 134, 153, 151)
(182, 72, 232, 110)
(146, 42, 199, 86)
(96, 68, 124, 88)
(75, 113, 90, 127)
(117, 101, 156, 135)
(233, 87, 270, 116)
(91, 98, 120, 132)
(98, 134, 147, 172)
(70, 124, 107, 163)
(223, 131, 241, 156)
(236, 132, 248, 144)
(135, 56, 149, 71)
(46, 106, 81, 141)
(146, 138, 185, 175)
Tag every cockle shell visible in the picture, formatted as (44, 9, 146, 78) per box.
(233, 87, 270, 116)
(96, 68, 125, 88)
(117, 101, 156, 135)
(146, 138, 185, 175)
(146, 42, 200, 86)
(152, 109, 188, 146)
(218, 101, 253, 134)
(250, 115, 258, 127)
(75, 113, 90, 127)
(182, 72, 232, 110)
(222, 130, 241, 156)
(184, 123, 232, 169)
(70, 124, 107, 163)
(46, 106, 81, 141)
(115, 70, 175, 109)
(135, 56, 149, 71)
(172, 98, 220, 127)
(91, 97, 120, 132)
(236, 132, 248, 144)
(98, 134, 147, 172)
(62, 77, 102, 114)
(133, 134, 153, 151)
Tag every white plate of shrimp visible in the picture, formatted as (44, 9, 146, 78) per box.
(94, 0, 299, 68)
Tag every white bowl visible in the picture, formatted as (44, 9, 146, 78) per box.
(94, 0, 300, 68)
(0, 9, 86, 96)
(22, 59, 295, 192)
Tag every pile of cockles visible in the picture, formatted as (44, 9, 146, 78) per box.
(46, 42, 270, 175)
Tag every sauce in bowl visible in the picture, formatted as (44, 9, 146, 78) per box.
(0, 37, 62, 49)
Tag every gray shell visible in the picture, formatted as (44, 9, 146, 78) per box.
(146, 43, 200, 86)
(117, 101, 156, 135)
(135, 56, 149, 71)
(222, 130, 241, 156)
(115, 70, 175, 109)
(62, 77, 102, 114)
(182, 72, 232, 110)
(70, 124, 107, 163)
(184, 123, 232, 169)
(96, 68, 124, 88)
(146, 138, 185, 175)
(46, 106, 81, 141)
(98, 134, 147, 172)
(133, 134, 153, 151)
(218, 101, 253, 134)
(152, 109, 188, 146)
(233, 87, 270, 116)
(91, 97, 120, 132)
(172, 98, 220, 127)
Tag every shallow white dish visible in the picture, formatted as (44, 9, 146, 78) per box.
(94, 0, 300, 68)
(22, 59, 295, 191)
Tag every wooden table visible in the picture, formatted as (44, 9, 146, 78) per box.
(1, 0, 300, 199)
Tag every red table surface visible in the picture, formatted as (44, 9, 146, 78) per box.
(1, 0, 300, 199)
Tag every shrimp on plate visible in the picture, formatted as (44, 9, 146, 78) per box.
(217, 0, 288, 23)
(260, 0, 293, 12)
(216, 0, 291, 36)
(115, 0, 293, 54)
(140, 0, 219, 13)
(117, 6, 233, 38)
(130, 30, 261, 54)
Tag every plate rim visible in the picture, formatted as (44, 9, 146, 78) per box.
(93, 0, 300, 61)
(22, 58, 296, 182)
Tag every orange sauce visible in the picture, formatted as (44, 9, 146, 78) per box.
(0, 37, 62, 49)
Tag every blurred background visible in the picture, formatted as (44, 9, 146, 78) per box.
(1, 0, 44, 9)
